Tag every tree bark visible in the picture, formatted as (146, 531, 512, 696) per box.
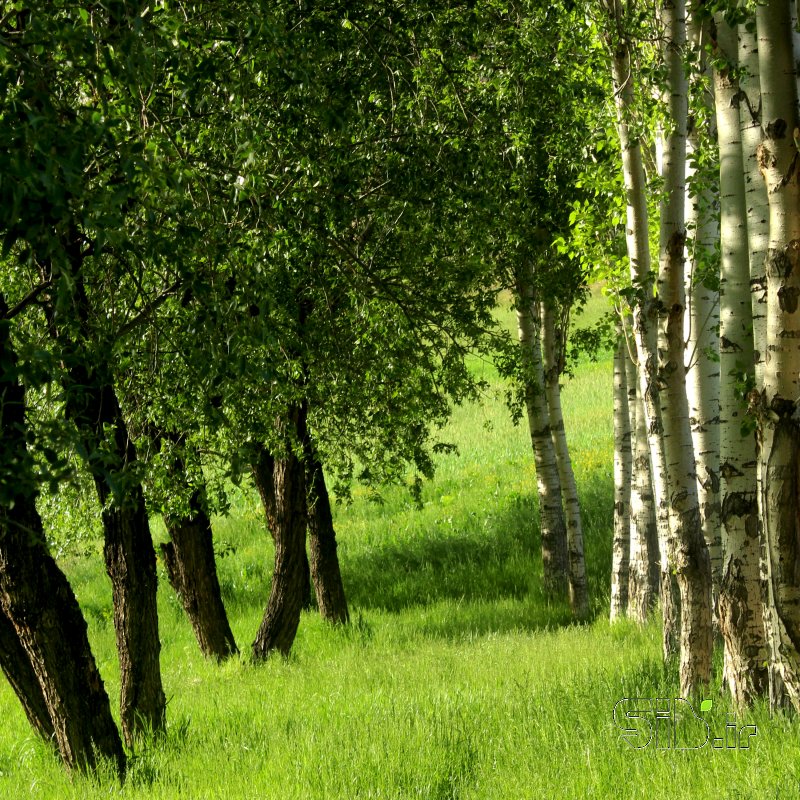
(739, 21, 770, 385)
(685, 6, 721, 609)
(514, 262, 569, 601)
(541, 300, 588, 618)
(606, 8, 676, 647)
(754, 0, 800, 712)
(0, 609, 55, 744)
(654, 0, 713, 696)
(605, 0, 710, 689)
(626, 343, 661, 623)
(162, 483, 238, 660)
(62, 371, 166, 745)
(0, 300, 125, 774)
(303, 439, 350, 625)
(712, 13, 769, 706)
(40, 257, 165, 745)
(251, 406, 310, 659)
(611, 324, 632, 622)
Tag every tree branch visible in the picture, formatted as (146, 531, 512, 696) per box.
(1, 281, 52, 320)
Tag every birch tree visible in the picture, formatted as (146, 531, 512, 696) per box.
(685, 6, 721, 603)
(712, 12, 768, 705)
(655, 0, 713, 693)
(611, 323, 632, 621)
(738, 22, 770, 382)
(626, 338, 661, 623)
(754, 0, 800, 710)
(542, 299, 589, 617)
(603, 0, 712, 693)
(515, 267, 570, 600)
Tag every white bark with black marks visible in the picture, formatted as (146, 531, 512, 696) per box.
(713, 13, 768, 705)
(754, 0, 800, 712)
(541, 300, 588, 618)
(611, 323, 632, 622)
(514, 264, 569, 600)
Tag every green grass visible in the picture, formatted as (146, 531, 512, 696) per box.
(2, 294, 800, 798)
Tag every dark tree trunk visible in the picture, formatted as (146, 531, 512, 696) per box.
(0, 302, 125, 774)
(0, 609, 55, 744)
(162, 487, 238, 660)
(100, 479, 165, 744)
(301, 545, 313, 611)
(303, 441, 349, 625)
(260, 485, 313, 612)
(250, 407, 309, 659)
(63, 375, 165, 745)
(0, 504, 127, 775)
(39, 261, 165, 745)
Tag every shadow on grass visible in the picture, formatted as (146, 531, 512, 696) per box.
(210, 473, 614, 644)
(340, 475, 614, 627)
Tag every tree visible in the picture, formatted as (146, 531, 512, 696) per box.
(0, 2, 172, 745)
(711, 10, 767, 705)
(601, 0, 712, 694)
(611, 322, 632, 621)
(157, 440, 238, 659)
(304, 433, 350, 625)
(753, 0, 800, 711)
(685, 4, 721, 606)
(515, 266, 570, 600)
(0, 295, 125, 775)
(626, 336, 661, 622)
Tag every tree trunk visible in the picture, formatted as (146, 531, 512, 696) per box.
(739, 22, 769, 384)
(301, 546, 313, 611)
(611, 323, 632, 622)
(303, 440, 350, 625)
(61, 372, 166, 745)
(754, 0, 800, 712)
(514, 263, 569, 601)
(685, 6, 722, 609)
(101, 481, 166, 743)
(0, 300, 125, 774)
(541, 300, 588, 618)
(41, 260, 165, 746)
(0, 609, 55, 744)
(162, 484, 238, 660)
(605, 0, 710, 690)
(251, 406, 309, 659)
(654, 0, 713, 696)
(626, 343, 661, 623)
(606, 8, 676, 648)
(712, 13, 769, 706)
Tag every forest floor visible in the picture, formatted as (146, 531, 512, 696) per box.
(0, 294, 798, 798)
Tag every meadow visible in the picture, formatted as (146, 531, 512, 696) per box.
(1, 298, 798, 799)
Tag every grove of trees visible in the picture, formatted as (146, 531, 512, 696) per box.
(0, 0, 799, 778)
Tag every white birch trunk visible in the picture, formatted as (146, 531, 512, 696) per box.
(793, 5, 800, 98)
(541, 300, 589, 619)
(755, 0, 800, 711)
(515, 263, 569, 601)
(713, 14, 769, 706)
(612, 321, 632, 622)
(626, 331, 661, 623)
(739, 23, 770, 384)
(685, 7, 721, 607)
(655, 0, 713, 695)
(604, 0, 679, 662)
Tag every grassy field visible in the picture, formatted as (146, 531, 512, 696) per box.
(1, 296, 799, 798)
